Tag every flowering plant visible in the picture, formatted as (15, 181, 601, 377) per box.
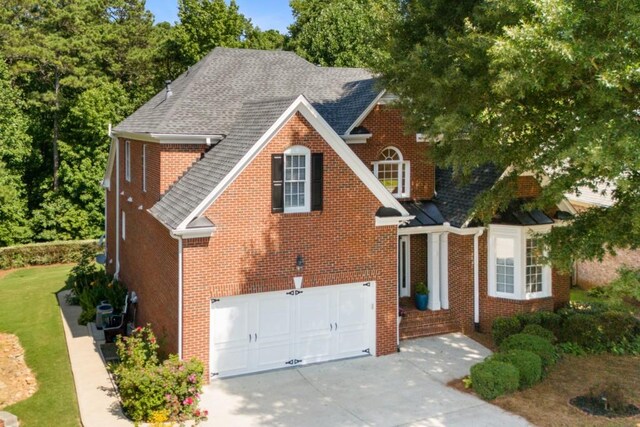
(113, 324, 207, 424)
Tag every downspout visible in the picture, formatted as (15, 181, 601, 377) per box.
(178, 236, 184, 359)
(114, 134, 121, 279)
(473, 229, 485, 331)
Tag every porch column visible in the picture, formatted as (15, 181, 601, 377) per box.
(427, 233, 441, 310)
(440, 232, 449, 309)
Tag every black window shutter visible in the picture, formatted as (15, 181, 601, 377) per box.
(311, 153, 323, 211)
(272, 154, 284, 213)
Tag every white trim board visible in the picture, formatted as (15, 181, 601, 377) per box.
(176, 95, 411, 231)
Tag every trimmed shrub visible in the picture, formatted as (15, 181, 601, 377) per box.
(500, 333, 558, 369)
(522, 324, 555, 343)
(538, 311, 563, 338)
(470, 360, 519, 400)
(492, 316, 522, 346)
(559, 313, 601, 351)
(516, 311, 543, 326)
(598, 311, 639, 348)
(0, 239, 99, 270)
(490, 350, 542, 389)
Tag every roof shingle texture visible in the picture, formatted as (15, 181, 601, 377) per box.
(114, 47, 378, 136)
(434, 165, 502, 227)
(149, 96, 300, 229)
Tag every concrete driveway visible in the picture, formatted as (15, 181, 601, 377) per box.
(200, 333, 530, 426)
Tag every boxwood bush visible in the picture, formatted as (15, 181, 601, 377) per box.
(558, 313, 601, 350)
(499, 333, 557, 369)
(492, 316, 522, 346)
(470, 360, 520, 400)
(489, 350, 542, 389)
(522, 324, 555, 343)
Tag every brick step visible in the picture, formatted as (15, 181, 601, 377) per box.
(400, 321, 461, 340)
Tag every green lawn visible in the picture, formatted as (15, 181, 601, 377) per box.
(0, 265, 80, 427)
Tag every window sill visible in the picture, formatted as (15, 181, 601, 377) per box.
(488, 293, 553, 303)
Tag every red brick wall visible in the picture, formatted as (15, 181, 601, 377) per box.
(104, 138, 205, 354)
(516, 176, 542, 199)
(350, 105, 435, 200)
(576, 249, 640, 288)
(447, 234, 475, 332)
(180, 112, 398, 374)
(409, 235, 427, 294)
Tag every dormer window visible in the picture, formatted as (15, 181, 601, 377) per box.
(373, 147, 410, 198)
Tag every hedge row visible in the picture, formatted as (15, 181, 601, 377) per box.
(0, 240, 100, 270)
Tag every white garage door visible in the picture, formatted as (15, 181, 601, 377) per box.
(210, 281, 375, 379)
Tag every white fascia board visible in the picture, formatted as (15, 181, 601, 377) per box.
(398, 224, 486, 236)
(170, 227, 215, 239)
(375, 215, 414, 227)
(112, 131, 223, 145)
(343, 90, 386, 136)
(175, 95, 409, 231)
(102, 136, 117, 189)
(341, 133, 372, 144)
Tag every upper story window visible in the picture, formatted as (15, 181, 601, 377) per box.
(124, 140, 131, 182)
(488, 225, 552, 300)
(283, 146, 311, 213)
(373, 147, 410, 198)
(272, 147, 323, 214)
(142, 144, 147, 192)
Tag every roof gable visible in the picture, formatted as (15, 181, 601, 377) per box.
(149, 95, 409, 231)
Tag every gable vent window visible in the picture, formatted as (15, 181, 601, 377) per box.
(272, 146, 322, 214)
(124, 140, 131, 182)
(373, 147, 410, 198)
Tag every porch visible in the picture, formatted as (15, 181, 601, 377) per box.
(399, 297, 460, 340)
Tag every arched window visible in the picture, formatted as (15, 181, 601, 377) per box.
(372, 147, 410, 198)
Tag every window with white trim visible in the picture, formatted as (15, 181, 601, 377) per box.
(284, 146, 310, 213)
(121, 211, 126, 241)
(142, 144, 147, 192)
(372, 147, 410, 198)
(488, 225, 551, 300)
(124, 140, 131, 182)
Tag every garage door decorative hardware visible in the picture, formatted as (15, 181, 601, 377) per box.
(285, 359, 303, 365)
(211, 298, 220, 303)
(363, 282, 371, 287)
(210, 372, 219, 378)
(362, 348, 371, 354)
(286, 290, 304, 296)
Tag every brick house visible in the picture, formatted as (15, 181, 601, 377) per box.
(103, 48, 575, 379)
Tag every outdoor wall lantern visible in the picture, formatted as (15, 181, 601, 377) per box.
(296, 255, 304, 272)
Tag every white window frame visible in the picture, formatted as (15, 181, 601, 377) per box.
(121, 211, 126, 241)
(283, 145, 311, 213)
(488, 224, 552, 300)
(124, 140, 131, 182)
(142, 144, 147, 192)
(372, 146, 410, 199)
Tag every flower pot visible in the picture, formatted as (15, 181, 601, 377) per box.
(415, 293, 428, 311)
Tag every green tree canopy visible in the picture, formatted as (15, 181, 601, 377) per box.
(288, 0, 398, 67)
(379, 0, 640, 269)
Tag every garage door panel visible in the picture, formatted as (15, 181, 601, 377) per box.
(255, 294, 295, 370)
(210, 298, 254, 377)
(295, 289, 333, 363)
(337, 287, 367, 326)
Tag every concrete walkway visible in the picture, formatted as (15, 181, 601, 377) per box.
(200, 334, 532, 427)
(58, 290, 131, 427)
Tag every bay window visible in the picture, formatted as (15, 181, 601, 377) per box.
(488, 225, 551, 300)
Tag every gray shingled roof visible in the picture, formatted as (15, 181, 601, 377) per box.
(434, 165, 503, 227)
(149, 96, 300, 229)
(115, 48, 378, 136)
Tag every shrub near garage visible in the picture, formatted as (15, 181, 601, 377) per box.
(492, 316, 522, 346)
(522, 324, 555, 343)
(489, 350, 542, 389)
(500, 333, 558, 369)
(470, 360, 520, 400)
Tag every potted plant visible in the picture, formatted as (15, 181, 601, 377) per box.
(415, 282, 429, 311)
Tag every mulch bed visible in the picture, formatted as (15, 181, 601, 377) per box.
(569, 395, 640, 419)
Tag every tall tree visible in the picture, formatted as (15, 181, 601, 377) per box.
(287, 0, 398, 67)
(0, 56, 32, 245)
(171, 0, 249, 68)
(379, 0, 640, 268)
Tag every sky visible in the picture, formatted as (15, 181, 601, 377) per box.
(146, 0, 294, 34)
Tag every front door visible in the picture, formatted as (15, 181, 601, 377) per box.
(398, 236, 410, 297)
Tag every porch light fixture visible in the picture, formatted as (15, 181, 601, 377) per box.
(296, 255, 304, 272)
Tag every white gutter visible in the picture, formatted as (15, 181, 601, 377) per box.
(177, 236, 183, 359)
(473, 228, 485, 328)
